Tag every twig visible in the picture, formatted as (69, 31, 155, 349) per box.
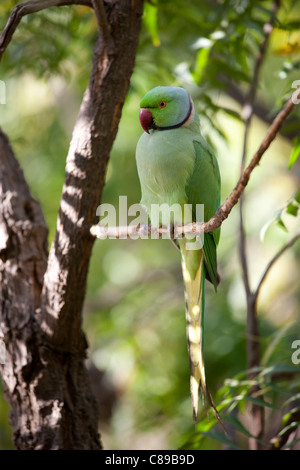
(222, 79, 299, 141)
(90, 223, 169, 239)
(239, 1, 279, 449)
(91, 86, 300, 239)
(254, 231, 300, 303)
(0, 0, 92, 62)
(215, 87, 299, 224)
(239, 2, 278, 298)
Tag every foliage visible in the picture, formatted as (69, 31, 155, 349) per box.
(180, 364, 300, 449)
(0, 0, 300, 450)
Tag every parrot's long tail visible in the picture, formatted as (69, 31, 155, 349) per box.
(181, 248, 222, 425)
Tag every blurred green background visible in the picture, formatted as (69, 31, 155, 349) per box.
(0, 0, 300, 450)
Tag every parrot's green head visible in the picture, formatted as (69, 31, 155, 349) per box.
(139, 86, 195, 134)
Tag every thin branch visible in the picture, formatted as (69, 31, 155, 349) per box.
(90, 223, 162, 239)
(91, 87, 300, 239)
(225, 80, 300, 141)
(254, 231, 300, 303)
(239, 196, 251, 297)
(239, 4, 277, 298)
(211, 89, 299, 228)
(239, 2, 279, 449)
(0, 0, 92, 62)
(240, 9, 278, 129)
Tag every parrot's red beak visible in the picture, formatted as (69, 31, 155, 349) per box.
(139, 108, 153, 134)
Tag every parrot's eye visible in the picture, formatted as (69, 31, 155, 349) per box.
(159, 101, 167, 108)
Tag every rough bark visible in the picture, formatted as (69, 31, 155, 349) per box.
(0, 0, 144, 450)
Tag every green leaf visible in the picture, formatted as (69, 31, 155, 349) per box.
(214, 58, 251, 83)
(261, 324, 294, 367)
(279, 21, 300, 31)
(278, 420, 300, 437)
(288, 136, 300, 169)
(220, 106, 243, 122)
(253, 5, 280, 23)
(276, 217, 288, 232)
(244, 396, 280, 411)
(283, 392, 300, 409)
(200, 430, 241, 450)
(294, 189, 300, 204)
(243, 20, 264, 35)
(282, 437, 300, 449)
(223, 414, 254, 438)
(260, 217, 275, 241)
(232, 39, 249, 72)
(193, 48, 210, 83)
(286, 202, 299, 217)
(223, 415, 267, 447)
(290, 379, 300, 390)
(260, 364, 300, 377)
(143, 2, 160, 47)
(262, 382, 293, 396)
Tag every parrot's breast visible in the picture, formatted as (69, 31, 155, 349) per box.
(136, 128, 196, 225)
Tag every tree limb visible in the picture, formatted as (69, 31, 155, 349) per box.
(238, 1, 279, 449)
(0, 0, 145, 449)
(91, 86, 300, 240)
(239, 0, 278, 299)
(38, 0, 145, 350)
(0, 127, 101, 451)
(0, 0, 93, 62)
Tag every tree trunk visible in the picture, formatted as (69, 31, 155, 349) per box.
(0, 0, 144, 449)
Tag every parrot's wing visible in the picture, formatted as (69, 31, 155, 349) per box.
(185, 138, 221, 291)
(203, 231, 219, 291)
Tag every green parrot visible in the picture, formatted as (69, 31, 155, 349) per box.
(135, 86, 221, 422)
